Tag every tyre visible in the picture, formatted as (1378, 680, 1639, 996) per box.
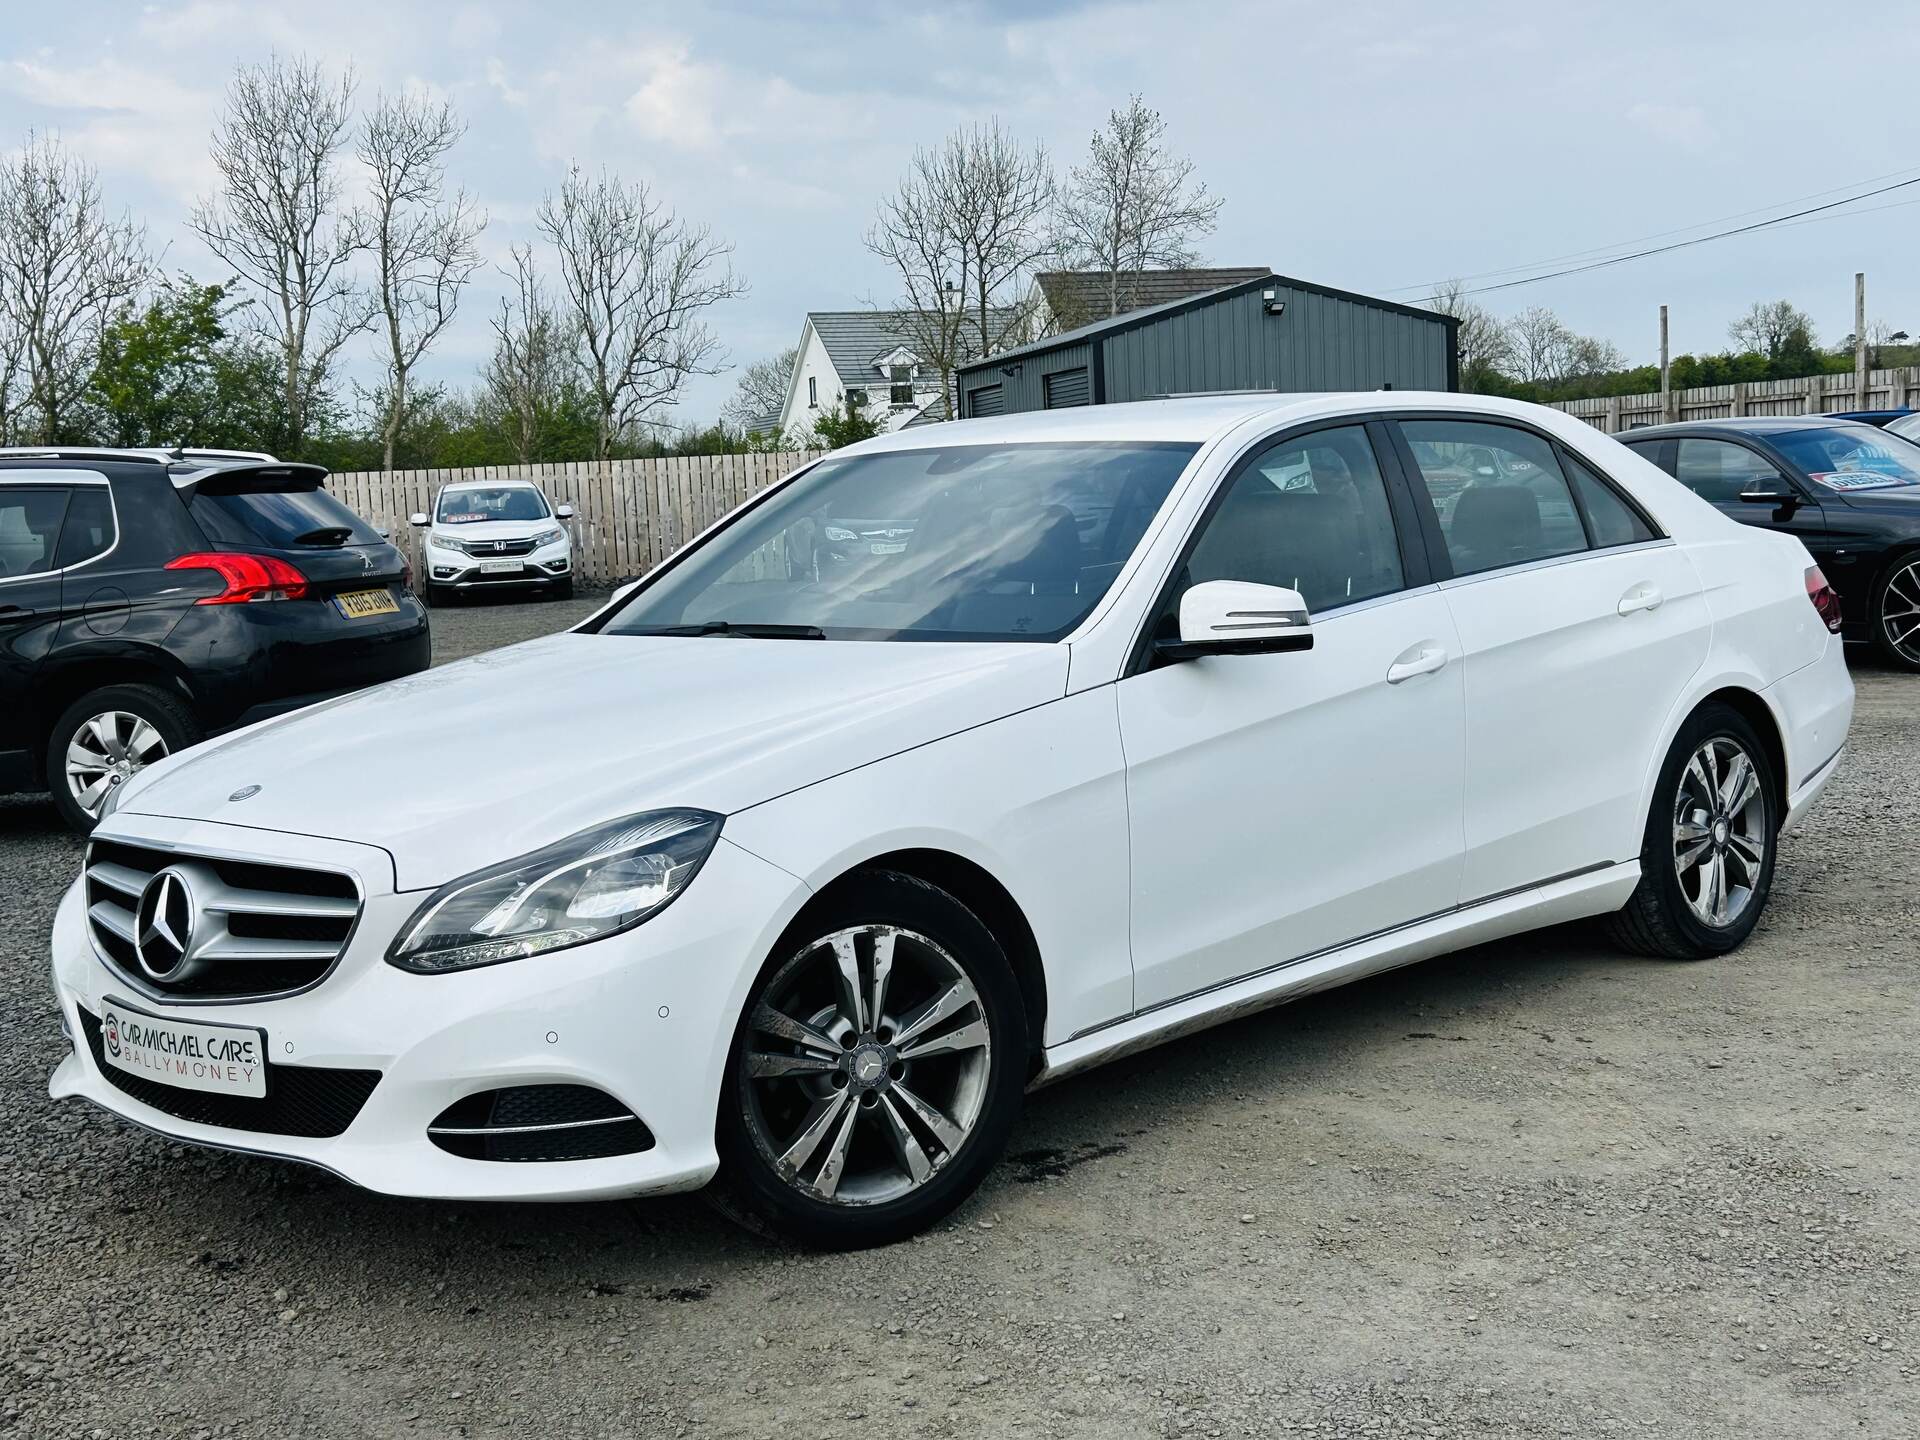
(713, 870, 1028, 1248)
(1870, 553, 1920, 672)
(422, 582, 443, 608)
(550, 576, 575, 601)
(1607, 701, 1779, 960)
(47, 684, 202, 834)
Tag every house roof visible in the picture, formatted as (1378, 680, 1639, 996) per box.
(1035, 267, 1272, 329)
(805, 310, 1019, 387)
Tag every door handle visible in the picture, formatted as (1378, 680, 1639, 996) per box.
(1618, 583, 1663, 616)
(0, 603, 34, 619)
(1386, 644, 1448, 684)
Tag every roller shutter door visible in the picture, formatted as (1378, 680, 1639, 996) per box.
(968, 383, 1005, 417)
(1043, 367, 1090, 408)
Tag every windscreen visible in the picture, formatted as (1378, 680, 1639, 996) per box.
(1771, 427, 1920, 493)
(190, 482, 382, 548)
(437, 487, 551, 522)
(603, 441, 1198, 642)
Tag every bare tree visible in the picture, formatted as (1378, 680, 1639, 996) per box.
(721, 345, 799, 430)
(1504, 306, 1574, 385)
(481, 244, 576, 464)
(1429, 279, 1513, 390)
(865, 123, 1051, 419)
(1729, 299, 1817, 360)
(0, 134, 146, 443)
(356, 91, 485, 472)
(190, 55, 369, 454)
(537, 165, 744, 459)
(1056, 95, 1222, 319)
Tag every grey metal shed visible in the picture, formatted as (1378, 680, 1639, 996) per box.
(955, 272, 1458, 419)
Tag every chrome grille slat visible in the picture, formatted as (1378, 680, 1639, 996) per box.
(83, 839, 362, 1002)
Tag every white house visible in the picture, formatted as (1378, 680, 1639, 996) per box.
(772, 310, 1027, 441)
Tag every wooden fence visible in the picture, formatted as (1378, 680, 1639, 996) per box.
(1551, 365, 1920, 434)
(326, 452, 827, 587)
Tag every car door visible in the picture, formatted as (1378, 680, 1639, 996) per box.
(1118, 421, 1466, 1011)
(1391, 418, 1713, 903)
(0, 483, 74, 760)
(1670, 436, 1833, 565)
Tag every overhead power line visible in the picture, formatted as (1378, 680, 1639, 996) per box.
(1403, 171, 1920, 306)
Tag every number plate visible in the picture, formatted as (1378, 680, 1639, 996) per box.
(98, 998, 267, 1098)
(334, 588, 401, 619)
(479, 559, 522, 574)
(869, 542, 907, 555)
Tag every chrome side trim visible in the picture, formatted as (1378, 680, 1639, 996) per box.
(1435, 537, 1676, 593)
(1067, 860, 1619, 1043)
(427, 1114, 637, 1138)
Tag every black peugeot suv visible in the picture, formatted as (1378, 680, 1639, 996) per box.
(0, 448, 429, 832)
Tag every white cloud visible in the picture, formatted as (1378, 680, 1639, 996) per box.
(0, 58, 218, 192)
(1626, 100, 1717, 154)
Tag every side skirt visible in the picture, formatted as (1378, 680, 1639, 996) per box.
(1031, 860, 1641, 1088)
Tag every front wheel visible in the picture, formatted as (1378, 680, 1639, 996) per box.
(47, 684, 202, 834)
(1871, 554, 1920, 672)
(713, 871, 1028, 1248)
(1607, 702, 1778, 959)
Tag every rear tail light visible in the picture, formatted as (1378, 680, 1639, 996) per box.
(165, 552, 310, 604)
(1805, 566, 1843, 634)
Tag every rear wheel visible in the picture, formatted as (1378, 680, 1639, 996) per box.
(1871, 555, 1920, 672)
(1607, 702, 1778, 959)
(47, 684, 202, 834)
(713, 871, 1027, 1248)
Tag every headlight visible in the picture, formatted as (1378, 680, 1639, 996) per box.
(823, 525, 858, 543)
(532, 526, 565, 548)
(386, 809, 722, 974)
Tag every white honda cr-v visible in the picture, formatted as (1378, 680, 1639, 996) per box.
(50, 393, 1854, 1246)
(410, 477, 574, 604)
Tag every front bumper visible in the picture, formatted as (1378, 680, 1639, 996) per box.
(48, 815, 807, 1202)
(425, 542, 571, 591)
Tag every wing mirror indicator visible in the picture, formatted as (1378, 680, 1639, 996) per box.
(1155, 580, 1314, 661)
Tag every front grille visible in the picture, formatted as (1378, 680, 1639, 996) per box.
(428, 1085, 654, 1163)
(450, 535, 536, 557)
(80, 1010, 379, 1138)
(85, 840, 361, 1001)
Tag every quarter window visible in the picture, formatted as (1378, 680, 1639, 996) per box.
(53, 487, 116, 568)
(1673, 439, 1786, 505)
(1398, 420, 1586, 578)
(0, 488, 69, 578)
(1564, 454, 1658, 548)
(1182, 425, 1405, 615)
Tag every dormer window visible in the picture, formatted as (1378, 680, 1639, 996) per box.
(889, 364, 915, 406)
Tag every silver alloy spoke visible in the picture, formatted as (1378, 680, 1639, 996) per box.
(1706, 852, 1728, 924)
(127, 717, 164, 759)
(1684, 751, 1715, 806)
(830, 933, 866, 1032)
(1675, 836, 1713, 873)
(1719, 753, 1757, 816)
(753, 1003, 841, 1057)
(1724, 834, 1764, 883)
(87, 714, 127, 762)
(747, 1051, 841, 1079)
(892, 978, 980, 1051)
(892, 1082, 965, 1151)
(868, 929, 896, 1034)
(74, 774, 113, 813)
(898, 1017, 991, 1062)
(779, 1086, 851, 1171)
(876, 1093, 933, 1184)
(812, 1100, 862, 1199)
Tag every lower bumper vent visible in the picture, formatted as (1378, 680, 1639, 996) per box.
(428, 1085, 654, 1162)
(80, 1010, 379, 1138)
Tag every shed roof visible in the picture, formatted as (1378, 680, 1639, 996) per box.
(1035, 267, 1271, 329)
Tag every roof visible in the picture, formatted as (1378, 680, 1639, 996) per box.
(1621, 416, 1873, 438)
(841, 389, 1572, 455)
(441, 475, 541, 489)
(806, 310, 1020, 387)
(1035, 268, 1271, 329)
(957, 272, 1456, 376)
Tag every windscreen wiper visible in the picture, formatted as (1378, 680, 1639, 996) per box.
(292, 525, 354, 546)
(625, 620, 827, 639)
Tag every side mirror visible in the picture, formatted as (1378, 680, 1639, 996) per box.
(556, 504, 576, 520)
(1157, 580, 1314, 661)
(612, 579, 641, 604)
(409, 512, 429, 527)
(1738, 490, 1800, 510)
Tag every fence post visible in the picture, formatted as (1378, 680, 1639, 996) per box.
(1730, 382, 1747, 418)
(1605, 396, 1621, 433)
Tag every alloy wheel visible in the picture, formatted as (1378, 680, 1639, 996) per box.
(740, 924, 992, 1207)
(65, 711, 169, 820)
(1881, 558, 1920, 664)
(1672, 737, 1768, 928)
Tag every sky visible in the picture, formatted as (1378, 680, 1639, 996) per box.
(3, 0, 1917, 428)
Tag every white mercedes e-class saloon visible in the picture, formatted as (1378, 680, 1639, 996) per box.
(50, 393, 1854, 1246)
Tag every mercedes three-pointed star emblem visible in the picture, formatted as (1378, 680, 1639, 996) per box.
(134, 868, 196, 981)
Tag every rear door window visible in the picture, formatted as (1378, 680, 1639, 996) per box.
(191, 483, 382, 549)
(1396, 420, 1588, 578)
(0, 488, 70, 577)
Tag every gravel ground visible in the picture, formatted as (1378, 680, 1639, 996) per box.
(2, 598, 1916, 1440)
